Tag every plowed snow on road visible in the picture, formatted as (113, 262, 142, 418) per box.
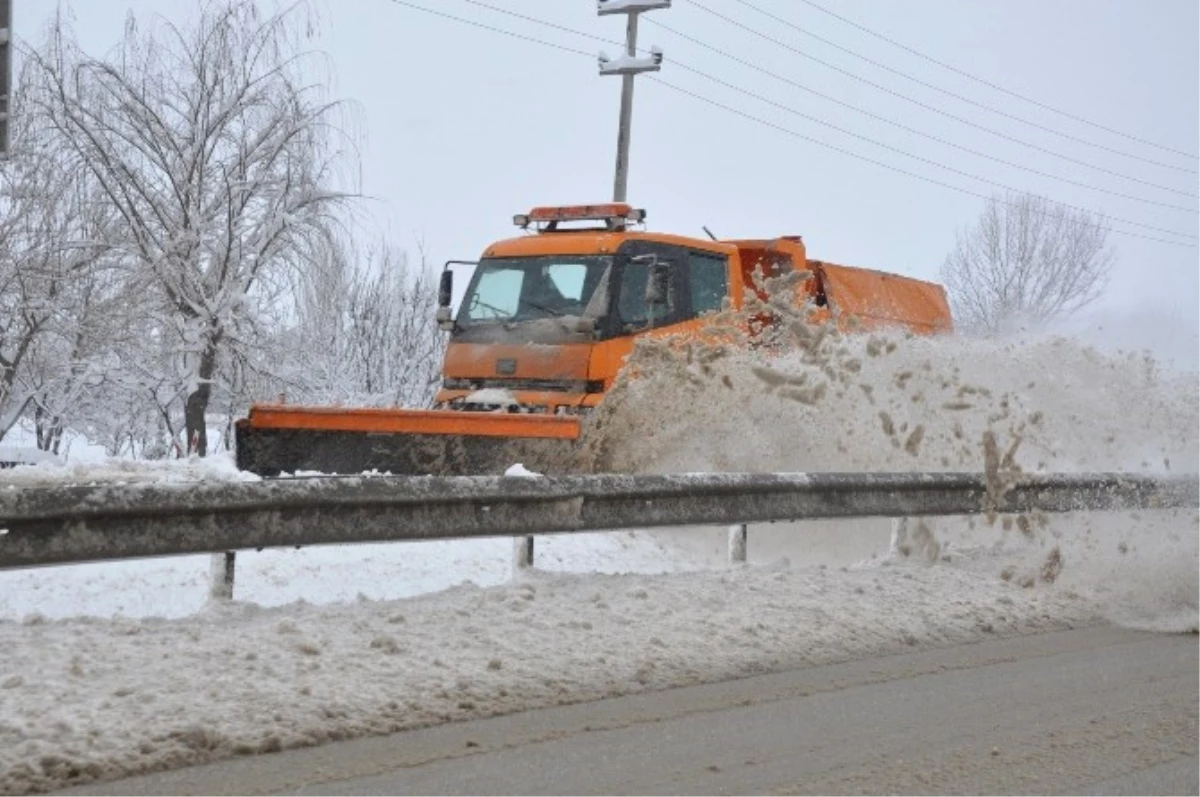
(1, 326, 1196, 795)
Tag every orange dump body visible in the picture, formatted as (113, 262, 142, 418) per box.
(236, 214, 953, 476)
(812, 261, 952, 335)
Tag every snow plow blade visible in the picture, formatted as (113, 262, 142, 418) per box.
(235, 404, 583, 476)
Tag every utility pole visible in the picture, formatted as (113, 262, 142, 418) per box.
(598, 0, 668, 203)
(0, 0, 11, 158)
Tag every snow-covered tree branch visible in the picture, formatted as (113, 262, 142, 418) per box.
(0, 65, 115, 445)
(26, 1, 354, 455)
(287, 235, 446, 409)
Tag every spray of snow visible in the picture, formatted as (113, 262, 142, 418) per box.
(1047, 305, 1199, 375)
(577, 317, 1198, 632)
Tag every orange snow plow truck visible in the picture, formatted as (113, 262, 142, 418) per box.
(235, 204, 951, 476)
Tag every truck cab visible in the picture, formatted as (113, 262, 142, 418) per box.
(436, 204, 745, 415)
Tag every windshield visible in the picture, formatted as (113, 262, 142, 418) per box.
(458, 256, 612, 324)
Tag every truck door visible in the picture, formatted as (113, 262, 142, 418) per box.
(611, 242, 732, 333)
(611, 241, 687, 334)
(587, 241, 737, 390)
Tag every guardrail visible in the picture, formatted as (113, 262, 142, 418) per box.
(1, 471, 1195, 598)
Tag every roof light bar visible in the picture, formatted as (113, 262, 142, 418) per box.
(514, 204, 647, 230)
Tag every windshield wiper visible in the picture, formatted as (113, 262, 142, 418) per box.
(519, 299, 566, 318)
(468, 298, 514, 319)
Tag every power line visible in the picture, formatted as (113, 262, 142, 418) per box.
(380, 0, 595, 58)
(454, 0, 624, 50)
(668, 60, 1199, 227)
(688, 0, 1198, 176)
(446, 0, 1200, 211)
(446, 1, 1200, 200)
(648, 78, 1196, 248)
(646, 17, 1197, 208)
(379, 0, 1197, 248)
(792, 0, 1199, 161)
(438, 0, 1197, 234)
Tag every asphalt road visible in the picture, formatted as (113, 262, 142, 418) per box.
(69, 625, 1198, 796)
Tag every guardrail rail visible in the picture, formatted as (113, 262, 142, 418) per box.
(2, 471, 1195, 600)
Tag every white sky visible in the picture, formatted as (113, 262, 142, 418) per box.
(17, 0, 1200, 349)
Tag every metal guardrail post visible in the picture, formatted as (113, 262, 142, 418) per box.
(513, 535, 534, 572)
(728, 523, 748, 564)
(208, 551, 236, 601)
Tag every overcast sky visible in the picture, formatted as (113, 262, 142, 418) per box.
(18, 0, 1200, 360)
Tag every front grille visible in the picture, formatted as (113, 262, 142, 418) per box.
(443, 377, 605, 394)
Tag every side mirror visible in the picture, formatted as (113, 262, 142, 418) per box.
(436, 306, 454, 332)
(438, 270, 453, 308)
(645, 261, 669, 305)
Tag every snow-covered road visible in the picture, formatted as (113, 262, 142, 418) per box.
(64, 626, 1200, 796)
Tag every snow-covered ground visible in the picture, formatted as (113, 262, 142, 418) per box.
(0, 528, 701, 621)
(1, 329, 1197, 794)
(0, 542, 1115, 796)
(1, 499, 1195, 795)
(0, 449, 709, 619)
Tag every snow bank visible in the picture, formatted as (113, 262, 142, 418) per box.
(0, 549, 1100, 795)
(0, 531, 698, 621)
(0, 449, 63, 468)
(0, 451, 256, 489)
(503, 462, 542, 477)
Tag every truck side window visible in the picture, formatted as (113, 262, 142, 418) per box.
(614, 243, 688, 333)
(617, 256, 683, 331)
(617, 258, 651, 329)
(688, 252, 729, 317)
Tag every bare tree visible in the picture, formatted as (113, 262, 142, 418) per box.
(29, 1, 352, 455)
(22, 172, 125, 454)
(0, 66, 114, 445)
(342, 241, 445, 407)
(941, 192, 1115, 334)
(26, 273, 113, 455)
(0, 150, 49, 442)
(61, 312, 189, 460)
(287, 236, 446, 409)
